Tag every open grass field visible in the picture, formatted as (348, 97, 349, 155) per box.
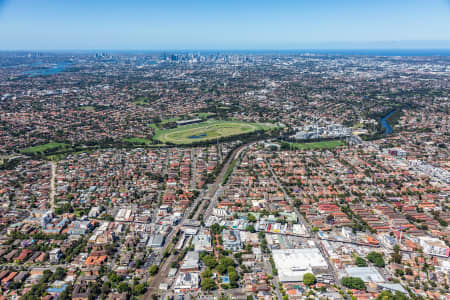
(154, 120, 275, 144)
(21, 142, 69, 154)
(132, 96, 153, 105)
(78, 105, 95, 111)
(121, 137, 166, 147)
(160, 116, 182, 124)
(195, 112, 216, 118)
(284, 140, 345, 150)
(122, 137, 154, 145)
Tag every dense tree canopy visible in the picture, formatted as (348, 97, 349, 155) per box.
(355, 256, 367, 267)
(303, 273, 316, 285)
(342, 277, 366, 290)
(376, 290, 409, 300)
(367, 251, 385, 267)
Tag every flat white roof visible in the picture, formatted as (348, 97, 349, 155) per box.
(272, 248, 328, 282)
(345, 267, 384, 283)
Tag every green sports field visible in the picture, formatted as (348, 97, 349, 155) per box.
(154, 120, 274, 144)
(282, 140, 346, 150)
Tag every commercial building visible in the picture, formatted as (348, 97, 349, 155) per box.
(173, 272, 200, 293)
(192, 233, 212, 252)
(222, 229, 242, 252)
(180, 251, 199, 272)
(272, 248, 328, 282)
(419, 236, 450, 257)
(344, 267, 384, 283)
(147, 234, 165, 248)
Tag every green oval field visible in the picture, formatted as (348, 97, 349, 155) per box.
(154, 120, 275, 144)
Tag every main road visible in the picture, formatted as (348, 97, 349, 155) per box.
(264, 157, 311, 237)
(49, 161, 57, 212)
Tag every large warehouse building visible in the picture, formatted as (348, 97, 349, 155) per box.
(272, 248, 329, 282)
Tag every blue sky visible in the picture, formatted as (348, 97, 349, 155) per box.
(0, 0, 449, 50)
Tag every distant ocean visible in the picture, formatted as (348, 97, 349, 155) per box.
(295, 49, 450, 56)
(204, 49, 450, 56)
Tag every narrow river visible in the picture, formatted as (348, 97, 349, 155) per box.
(380, 109, 396, 134)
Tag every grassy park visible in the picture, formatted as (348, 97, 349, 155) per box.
(20, 142, 70, 155)
(78, 106, 95, 111)
(122, 137, 154, 145)
(132, 96, 154, 105)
